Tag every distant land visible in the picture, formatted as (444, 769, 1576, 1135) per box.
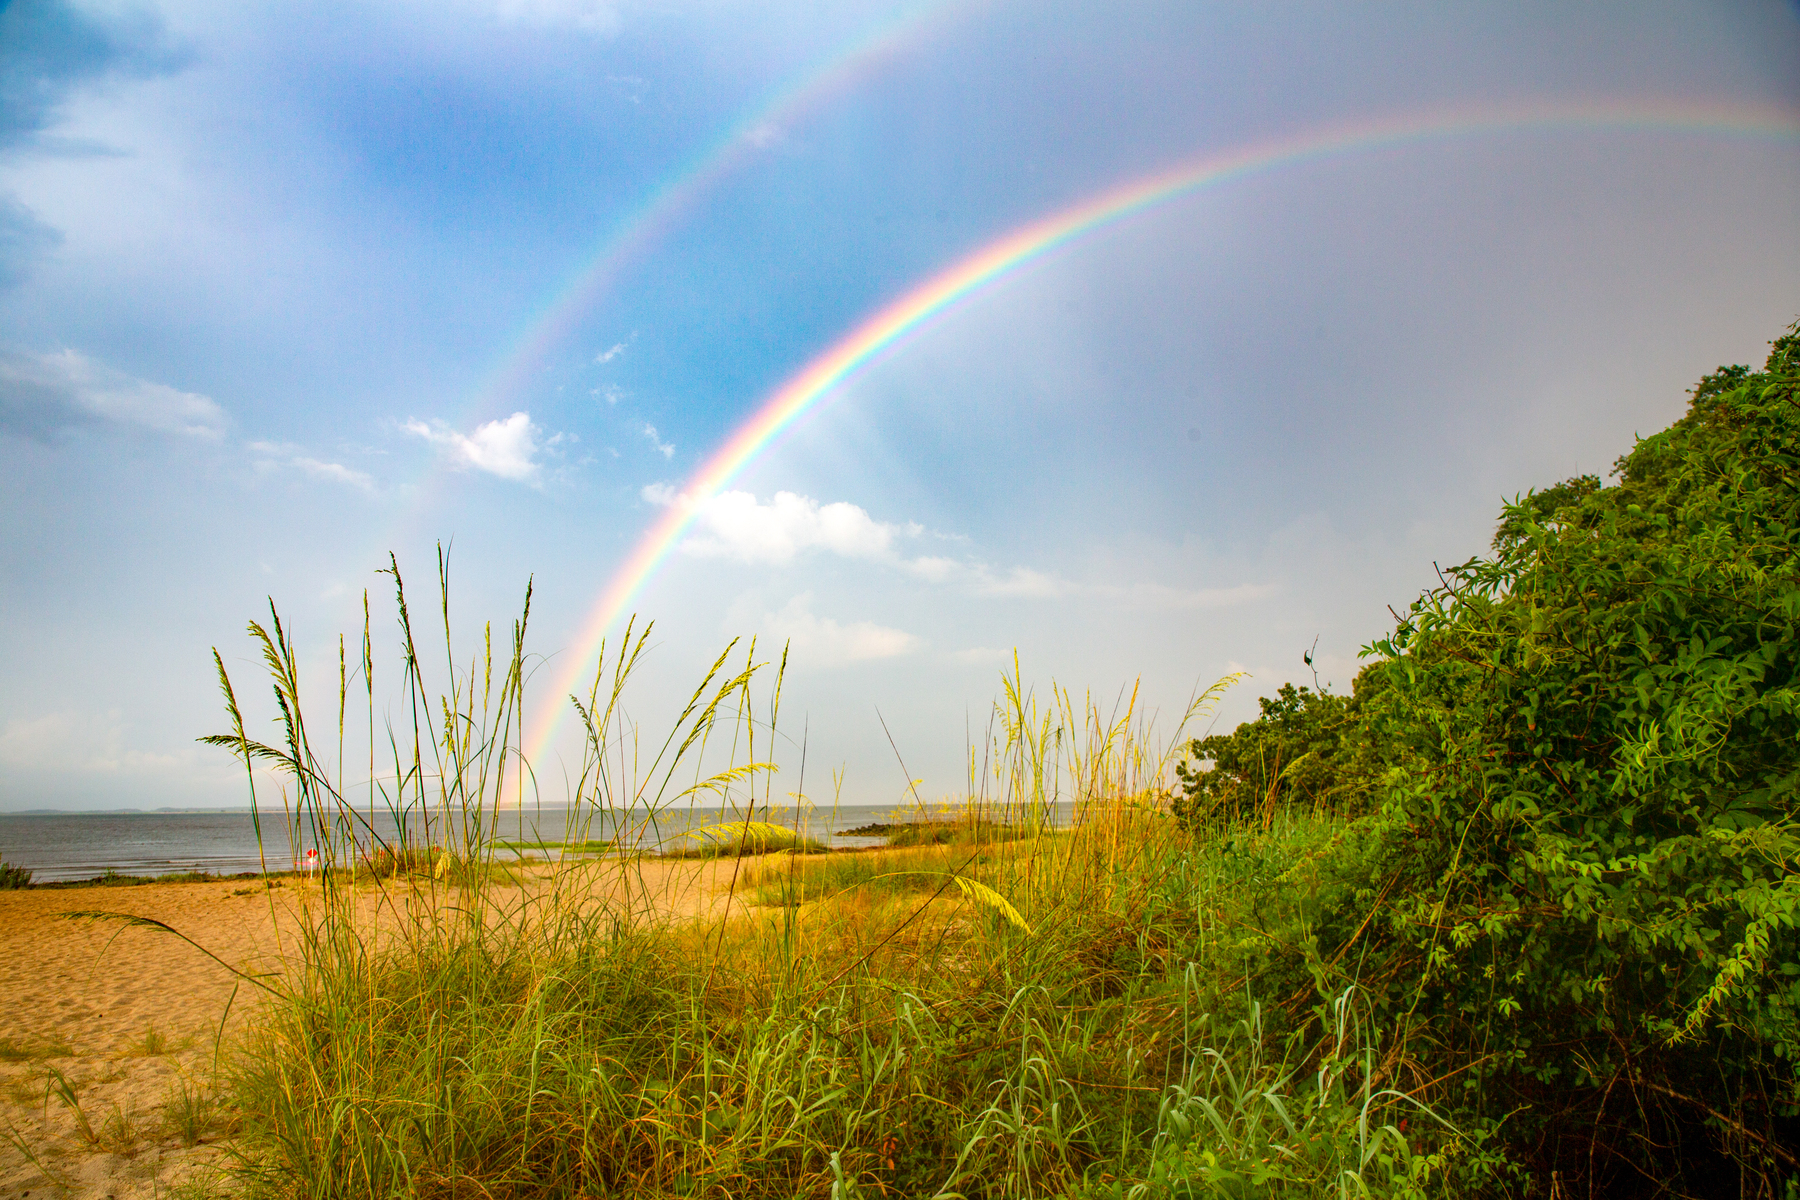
(0, 807, 259, 815)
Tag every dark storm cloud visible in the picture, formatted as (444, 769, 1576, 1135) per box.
(0, 0, 187, 287)
(0, 0, 187, 144)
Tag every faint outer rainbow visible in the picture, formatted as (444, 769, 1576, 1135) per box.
(457, 0, 962, 426)
(376, 1, 966, 553)
(524, 97, 1800, 763)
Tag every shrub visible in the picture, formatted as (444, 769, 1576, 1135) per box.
(1174, 676, 1390, 825)
(1335, 321, 1800, 1192)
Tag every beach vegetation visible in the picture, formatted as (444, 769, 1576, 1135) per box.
(42, 1066, 98, 1147)
(0, 855, 31, 889)
(127, 1027, 172, 1057)
(151, 318, 1800, 1196)
(0, 1039, 73, 1064)
(1174, 319, 1800, 1193)
(660, 820, 829, 858)
(495, 838, 614, 855)
(161, 1078, 228, 1147)
(98, 1097, 142, 1154)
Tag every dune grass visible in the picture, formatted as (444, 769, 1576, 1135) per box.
(178, 556, 1478, 1198)
(495, 838, 614, 854)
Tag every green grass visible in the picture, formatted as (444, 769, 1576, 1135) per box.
(657, 821, 829, 859)
(162, 1079, 230, 1147)
(0, 1037, 73, 1062)
(178, 556, 1482, 1198)
(885, 817, 1024, 847)
(495, 838, 614, 854)
(35, 869, 271, 890)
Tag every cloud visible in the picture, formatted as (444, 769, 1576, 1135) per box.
(0, 348, 226, 440)
(948, 646, 1008, 666)
(645, 487, 914, 565)
(0, 194, 60, 289)
(0, 1, 188, 148)
(248, 441, 375, 491)
(0, 3, 189, 292)
(903, 556, 959, 583)
(638, 486, 1275, 612)
(594, 342, 627, 364)
(405, 411, 556, 482)
(640, 423, 674, 459)
(971, 565, 1065, 598)
(758, 594, 918, 666)
(0, 710, 185, 774)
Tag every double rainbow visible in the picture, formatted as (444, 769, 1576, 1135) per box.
(461, 0, 962, 429)
(524, 97, 1800, 763)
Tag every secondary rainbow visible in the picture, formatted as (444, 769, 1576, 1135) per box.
(369, 0, 965, 558)
(459, 0, 963, 421)
(525, 96, 1800, 763)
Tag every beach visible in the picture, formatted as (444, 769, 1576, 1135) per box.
(0, 858, 757, 1198)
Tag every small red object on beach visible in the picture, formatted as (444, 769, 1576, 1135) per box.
(302, 848, 319, 872)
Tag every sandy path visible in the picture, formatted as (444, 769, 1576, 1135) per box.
(0, 856, 753, 1199)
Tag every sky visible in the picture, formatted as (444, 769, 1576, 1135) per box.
(1, 0, 1797, 812)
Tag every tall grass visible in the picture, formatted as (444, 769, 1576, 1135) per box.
(202, 559, 1471, 1198)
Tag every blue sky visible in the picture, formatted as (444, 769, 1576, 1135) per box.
(1, 0, 1797, 811)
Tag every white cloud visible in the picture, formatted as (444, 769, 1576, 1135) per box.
(640, 423, 674, 459)
(292, 457, 374, 489)
(0, 348, 226, 439)
(903, 556, 960, 583)
(972, 565, 1065, 598)
(0, 710, 186, 774)
(248, 441, 375, 491)
(645, 487, 910, 565)
(405, 411, 553, 483)
(594, 342, 627, 364)
(758, 594, 918, 666)
(948, 646, 1008, 666)
(637, 487, 1271, 615)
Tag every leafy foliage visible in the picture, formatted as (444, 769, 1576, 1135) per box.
(1332, 322, 1800, 1192)
(1173, 676, 1388, 824)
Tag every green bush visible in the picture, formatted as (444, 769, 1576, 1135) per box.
(1331, 322, 1800, 1192)
(0, 855, 31, 889)
(1174, 676, 1390, 824)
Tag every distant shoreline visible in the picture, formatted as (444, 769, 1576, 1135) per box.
(0, 807, 260, 816)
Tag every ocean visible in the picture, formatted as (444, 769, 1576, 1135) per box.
(0, 803, 1076, 883)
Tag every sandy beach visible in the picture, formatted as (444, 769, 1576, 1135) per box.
(0, 857, 755, 1198)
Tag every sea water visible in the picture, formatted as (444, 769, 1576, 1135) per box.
(0, 802, 1076, 883)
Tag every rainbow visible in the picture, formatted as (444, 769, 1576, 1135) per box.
(376, 1, 967, 554)
(461, 1, 962, 426)
(524, 97, 1800, 763)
